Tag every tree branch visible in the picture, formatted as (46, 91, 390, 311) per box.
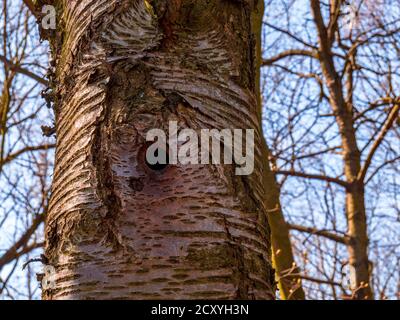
(0, 144, 56, 167)
(0, 54, 48, 85)
(0, 214, 45, 271)
(22, 0, 40, 20)
(274, 170, 350, 188)
(288, 223, 349, 244)
(263, 21, 318, 49)
(262, 49, 318, 66)
(285, 273, 343, 287)
(365, 156, 400, 185)
(358, 103, 400, 182)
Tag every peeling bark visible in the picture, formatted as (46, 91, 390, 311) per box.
(44, 0, 274, 300)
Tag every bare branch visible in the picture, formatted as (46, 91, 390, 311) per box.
(0, 54, 47, 85)
(22, 0, 40, 20)
(358, 103, 400, 182)
(288, 223, 349, 244)
(262, 49, 318, 66)
(293, 274, 342, 287)
(0, 214, 45, 271)
(0, 144, 56, 168)
(274, 170, 350, 188)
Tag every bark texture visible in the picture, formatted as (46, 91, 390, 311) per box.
(43, 0, 274, 300)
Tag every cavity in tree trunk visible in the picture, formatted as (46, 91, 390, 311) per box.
(43, 0, 275, 300)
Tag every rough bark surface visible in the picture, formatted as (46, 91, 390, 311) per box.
(44, 0, 274, 300)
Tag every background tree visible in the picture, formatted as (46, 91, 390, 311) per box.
(263, 0, 399, 299)
(0, 0, 51, 298)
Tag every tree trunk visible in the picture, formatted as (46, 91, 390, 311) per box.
(346, 182, 370, 299)
(252, 0, 305, 300)
(264, 167, 305, 300)
(43, 0, 275, 300)
(311, 0, 372, 300)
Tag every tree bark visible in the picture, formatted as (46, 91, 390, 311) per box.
(43, 0, 274, 300)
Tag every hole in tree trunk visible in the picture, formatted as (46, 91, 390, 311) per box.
(144, 146, 169, 172)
